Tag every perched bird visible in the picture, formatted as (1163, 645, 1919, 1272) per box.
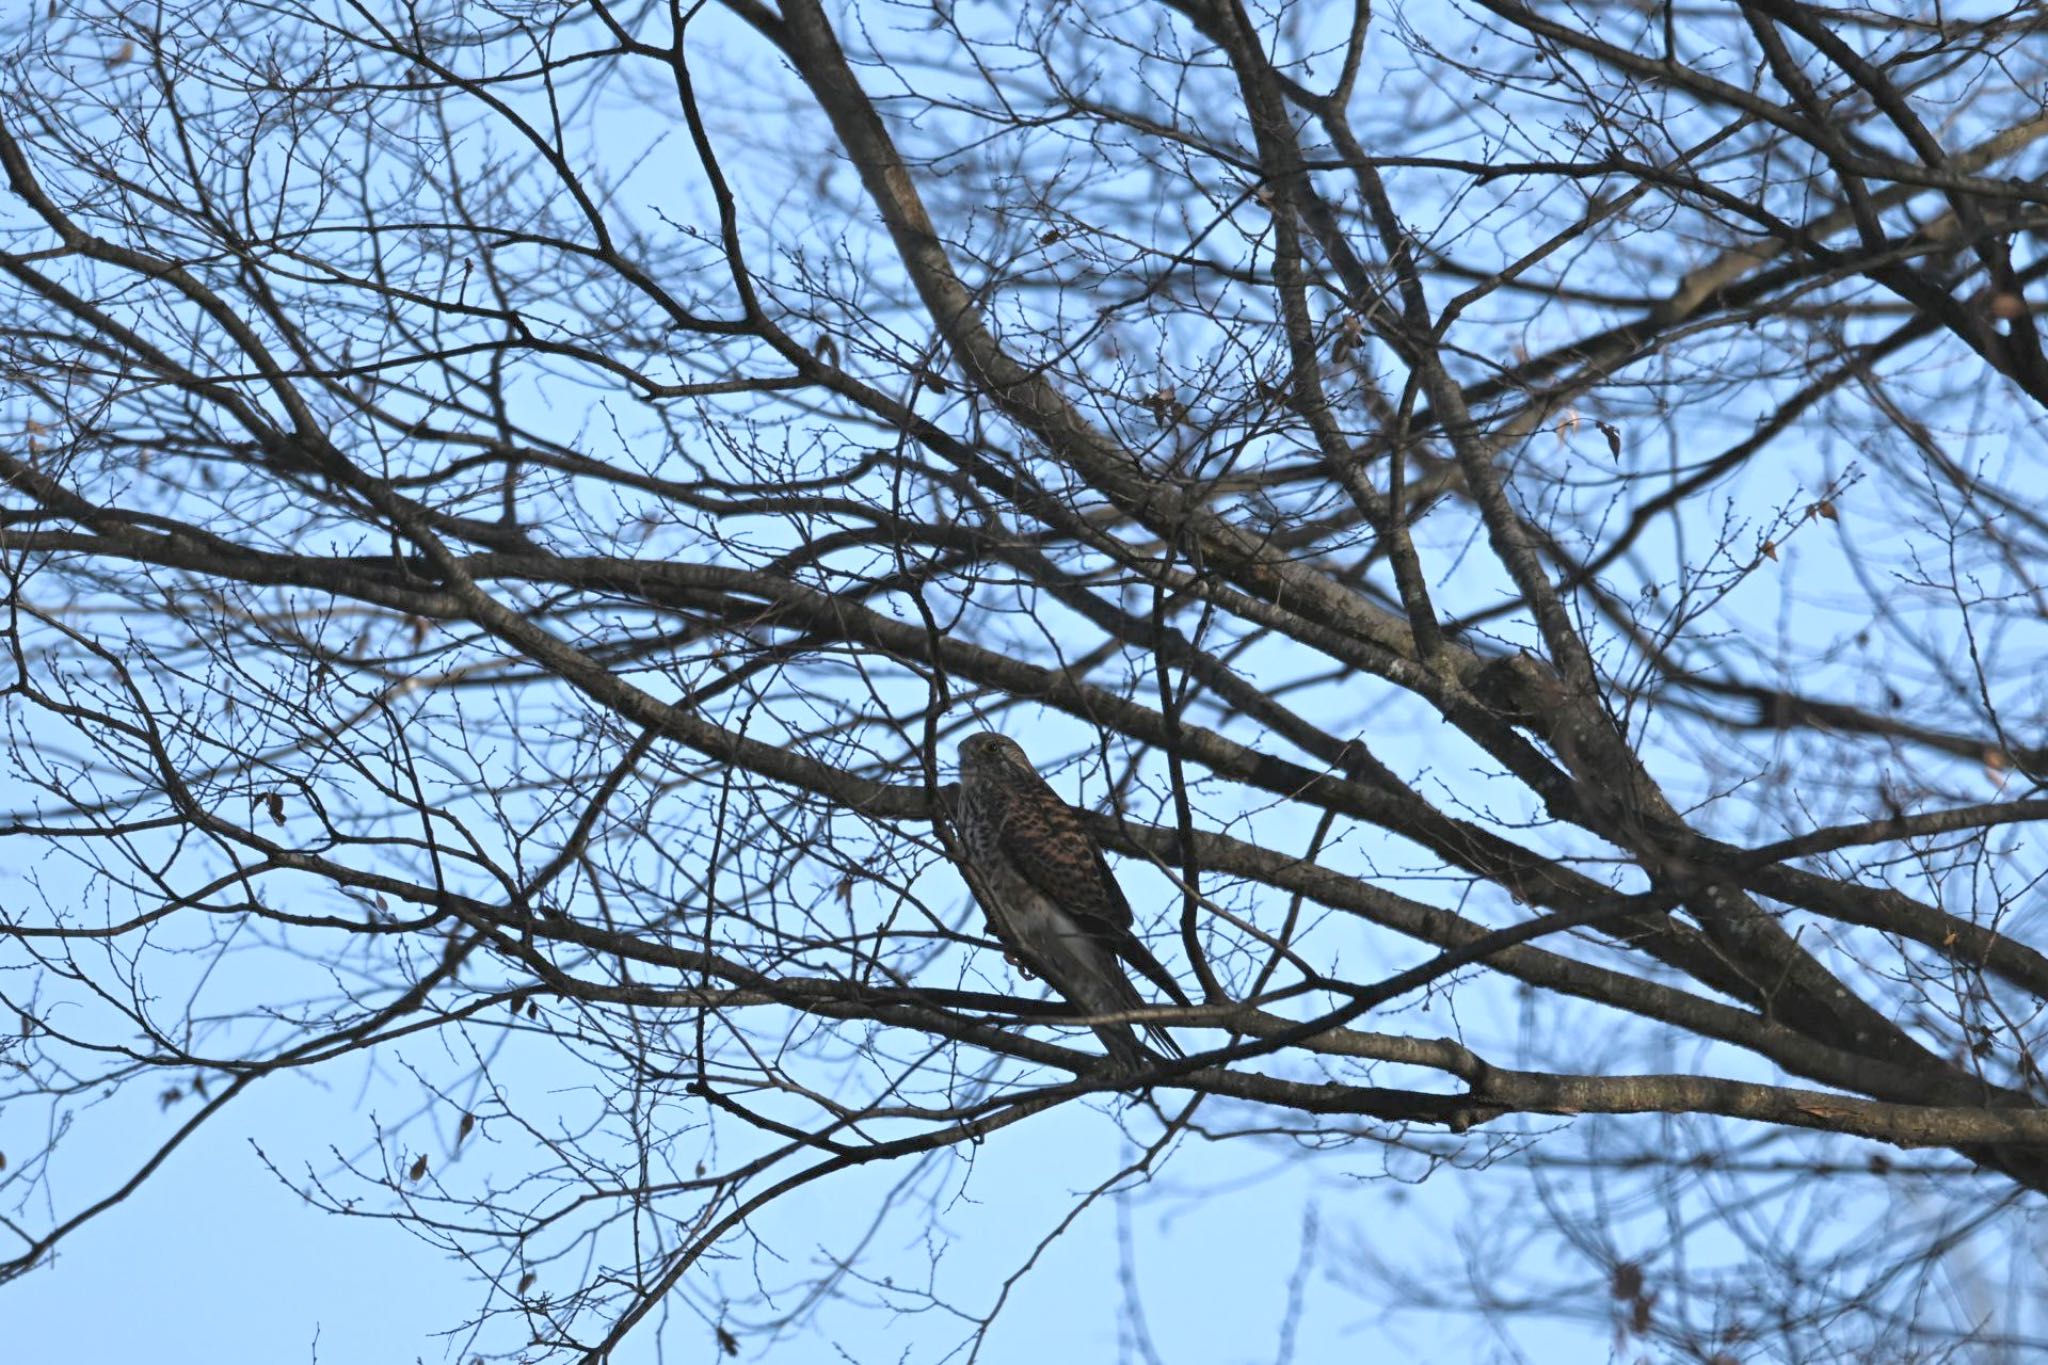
(954, 732, 1193, 1070)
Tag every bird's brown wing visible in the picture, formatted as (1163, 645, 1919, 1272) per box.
(995, 779, 1194, 1011)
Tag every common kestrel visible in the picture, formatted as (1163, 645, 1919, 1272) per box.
(955, 732, 1192, 1069)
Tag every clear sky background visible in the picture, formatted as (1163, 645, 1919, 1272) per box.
(3, 2, 2041, 1363)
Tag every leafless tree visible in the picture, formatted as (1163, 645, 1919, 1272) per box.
(3, 1, 2047, 1360)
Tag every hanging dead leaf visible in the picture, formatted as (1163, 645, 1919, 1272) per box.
(518, 1271, 537, 1295)
(458, 1112, 476, 1143)
(408, 1153, 428, 1182)
(716, 1326, 740, 1356)
(1760, 539, 1778, 562)
(1332, 313, 1366, 364)
(1038, 227, 1062, 245)
(267, 790, 286, 825)
(1139, 387, 1184, 427)
(1596, 420, 1622, 458)
(1554, 408, 1580, 445)
(108, 39, 134, 66)
(1812, 498, 1838, 522)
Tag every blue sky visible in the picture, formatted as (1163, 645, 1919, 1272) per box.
(4, 2, 2046, 1362)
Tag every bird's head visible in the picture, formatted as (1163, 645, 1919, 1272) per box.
(957, 731, 1029, 778)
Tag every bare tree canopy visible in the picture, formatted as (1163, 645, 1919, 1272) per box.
(3, 1, 2047, 1359)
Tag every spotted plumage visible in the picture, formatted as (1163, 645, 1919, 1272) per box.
(955, 732, 1192, 1069)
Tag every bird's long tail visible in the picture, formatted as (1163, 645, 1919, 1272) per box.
(1096, 951, 1183, 1066)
